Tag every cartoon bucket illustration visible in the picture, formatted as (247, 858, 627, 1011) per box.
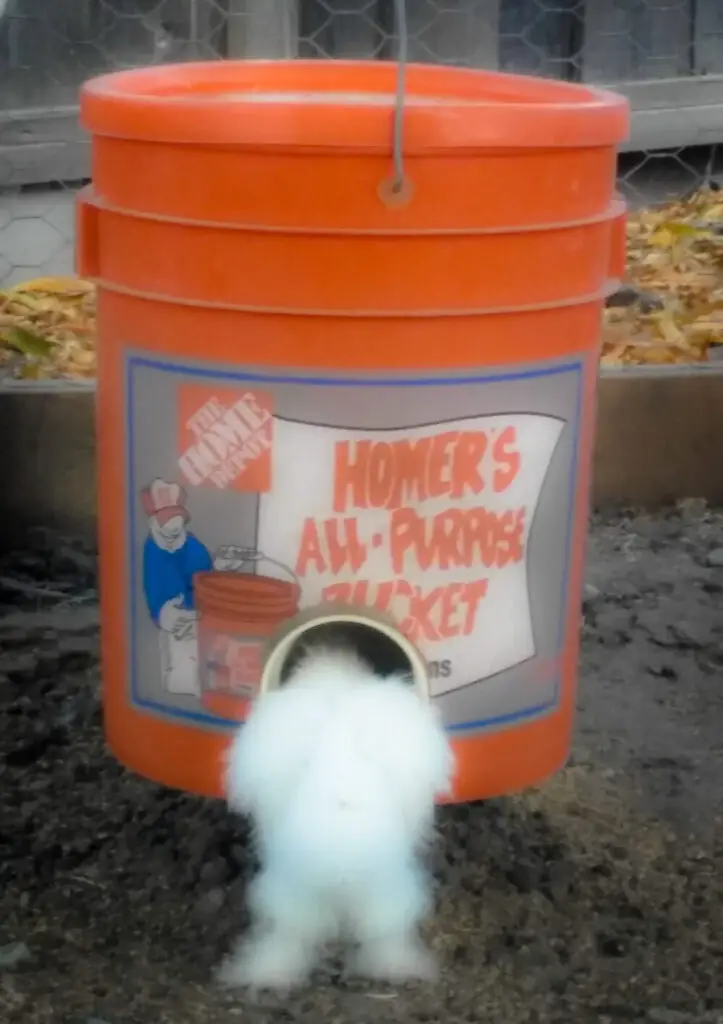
(194, 549, 300, 720)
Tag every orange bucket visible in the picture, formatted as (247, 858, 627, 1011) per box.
(78, 60, 629, 802)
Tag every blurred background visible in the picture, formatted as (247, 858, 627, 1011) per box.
(1, 0, 722, 287)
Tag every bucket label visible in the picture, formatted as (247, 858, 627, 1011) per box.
(125, 353, 584, 735)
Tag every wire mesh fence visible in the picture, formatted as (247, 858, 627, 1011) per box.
(1, 0, 722, 287)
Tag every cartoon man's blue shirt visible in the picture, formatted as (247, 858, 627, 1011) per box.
(142, 532, 212, 624)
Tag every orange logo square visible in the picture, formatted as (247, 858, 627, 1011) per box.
(177, 385, 273, 492)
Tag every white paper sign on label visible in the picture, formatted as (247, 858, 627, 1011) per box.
(257, 412, 564, 697)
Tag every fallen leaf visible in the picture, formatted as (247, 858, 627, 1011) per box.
(1, 325, 54, 358)
(19, 361, 47, 380)
(651, 221, 713, 244)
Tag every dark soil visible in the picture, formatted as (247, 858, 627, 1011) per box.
(1, 505, 723, 1024)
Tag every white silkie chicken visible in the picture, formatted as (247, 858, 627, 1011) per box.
(219, 644, 454, 990)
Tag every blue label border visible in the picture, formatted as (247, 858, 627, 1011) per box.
(125, 354, 584, 735)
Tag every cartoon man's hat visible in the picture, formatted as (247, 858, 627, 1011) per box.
(141, 478, 189, 527)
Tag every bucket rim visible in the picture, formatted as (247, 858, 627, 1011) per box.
(80, 59, 629, 151)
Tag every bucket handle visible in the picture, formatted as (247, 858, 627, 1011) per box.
(378, 0, 414, 207)
(76, 185, 100, 279)
(214, 546, 300, 589)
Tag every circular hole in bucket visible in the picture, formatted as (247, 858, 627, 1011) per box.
(279, 621, 414, 685)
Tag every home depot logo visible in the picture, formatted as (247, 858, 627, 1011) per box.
(177, 386, 272, 492)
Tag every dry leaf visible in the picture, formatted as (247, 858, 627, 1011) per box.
(1, 325, 53, 358)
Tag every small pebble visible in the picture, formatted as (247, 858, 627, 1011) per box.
(230, 843, 247, 866)
(57, 635, 99, 658)
(0, 652, 38, 678)
(200, 856, 230, 886)
(647, 1010, 695, 1024)
(670, 621, 707, 649)
(197, 887, 226, 917)
(705, 548, 723, 567)
(0, 941, 31, 969)
(604, 285, 664, 312)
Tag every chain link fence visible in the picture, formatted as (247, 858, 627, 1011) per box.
(1, 0, 722, 287)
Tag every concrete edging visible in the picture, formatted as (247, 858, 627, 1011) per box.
(1, 366, 722, 544)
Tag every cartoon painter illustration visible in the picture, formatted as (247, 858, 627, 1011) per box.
(141, 479, 212, 696)
(140, 479, 253, 695)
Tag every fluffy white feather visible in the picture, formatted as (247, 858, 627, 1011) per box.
(219, 645, 454, 990)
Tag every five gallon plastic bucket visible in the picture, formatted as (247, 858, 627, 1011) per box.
(78, 59, 629, 802)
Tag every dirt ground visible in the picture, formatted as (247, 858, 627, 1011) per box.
(1, 505, 722, 1024)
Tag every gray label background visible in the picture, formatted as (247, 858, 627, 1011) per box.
(125, 351, 583, 736)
